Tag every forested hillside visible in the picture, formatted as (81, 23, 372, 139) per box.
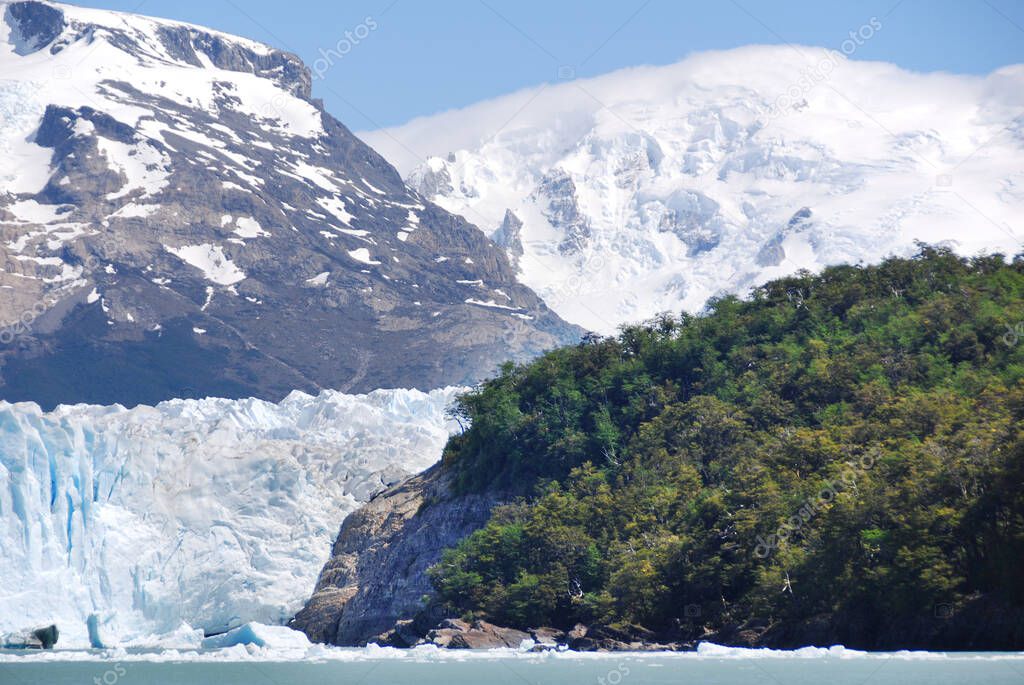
(429, 246, 1024, 648)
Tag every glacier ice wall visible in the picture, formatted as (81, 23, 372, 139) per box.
(0, 387, 461, 647)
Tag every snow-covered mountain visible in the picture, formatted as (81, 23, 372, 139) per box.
(0, 0, 580, 409)
(365, 47, 1024, 333)
(0, 386, 460, 647)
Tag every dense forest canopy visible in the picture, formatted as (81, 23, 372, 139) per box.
(430, 246, 1024, 640)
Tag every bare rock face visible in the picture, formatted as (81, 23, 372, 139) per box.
(0, 1, 583, 409)
(492, 209, 524, 266)
(534, 168, 591, 255)
(289, 463, 502, 646)
(4, 1, 64, 54)
(373, 619, 423, 648)
(529, 626, 565, 647)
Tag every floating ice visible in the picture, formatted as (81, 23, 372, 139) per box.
(201, 623, 312, 650)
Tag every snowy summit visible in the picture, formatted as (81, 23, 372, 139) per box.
(366, 47, 1024, 332)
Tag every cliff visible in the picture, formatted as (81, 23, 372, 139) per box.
(290, 463, 502, 645)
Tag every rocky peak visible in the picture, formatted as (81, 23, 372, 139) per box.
(492, 209, 524, 267)
(3, 1, 310, 96)
(407, 156, 455, 199)
(0, 2, 582, 408)
(534, 167, 590, 255)
(4, 1, 63, 55)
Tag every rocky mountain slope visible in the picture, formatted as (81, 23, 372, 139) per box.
(365, 47, 1024, 332)
(0, 386, 461, 647)
(0, 1, 580, 409)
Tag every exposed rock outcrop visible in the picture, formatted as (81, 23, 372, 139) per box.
(425, 619, 530, 649)
(492, 209, 524, 269)
(290, 463, 503, 646)
(535, 168, 591, 255)
(373, 618, 564, 650)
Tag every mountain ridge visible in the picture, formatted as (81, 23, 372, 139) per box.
(364, 47, 1024, 333)
(0, 0, 582, 409)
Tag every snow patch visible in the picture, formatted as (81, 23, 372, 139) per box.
(347, 248, 380, 265)
(465, 298, 523, 311)
(165, 243, 246, 285)
(233, 217, 270, 239)
(305, 271, 329, 287)
(97, 138, 171, 201)
(317, 197, 354, 225)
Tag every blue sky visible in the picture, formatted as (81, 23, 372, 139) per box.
(74, 0, 1024, 129)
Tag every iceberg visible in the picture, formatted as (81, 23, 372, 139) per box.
(0, 387, 463, 647)
(201, 623, 312, 650)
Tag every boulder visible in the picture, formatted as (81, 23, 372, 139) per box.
(530, 627, 565, 646)
(570, 636, 629, 651)
(437, 618, 471, 632)
(373, 619, 424, 648)
(589, 623, 658, 643)
(427, 619, 530, 649)
(33, 624, 59, 649)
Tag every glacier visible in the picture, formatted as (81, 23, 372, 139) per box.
(0, 387, 462, 648)
(364, 47, 1024, 333)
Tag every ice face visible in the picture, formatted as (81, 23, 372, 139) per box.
(0, 387, 462, 647)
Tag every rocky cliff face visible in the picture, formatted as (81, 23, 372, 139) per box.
(290, 462, 502, 645)
(0, 1, 582, 409)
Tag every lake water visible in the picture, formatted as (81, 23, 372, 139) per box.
(2, 644, 1022, 685)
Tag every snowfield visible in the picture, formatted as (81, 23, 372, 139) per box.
(0, 387, 462, 648)
(365, 47, 1024, 333)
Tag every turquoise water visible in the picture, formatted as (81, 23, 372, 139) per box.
(2, 650, 1023, 685)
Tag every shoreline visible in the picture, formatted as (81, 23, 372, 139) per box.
(4, 642, 1024, 663)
